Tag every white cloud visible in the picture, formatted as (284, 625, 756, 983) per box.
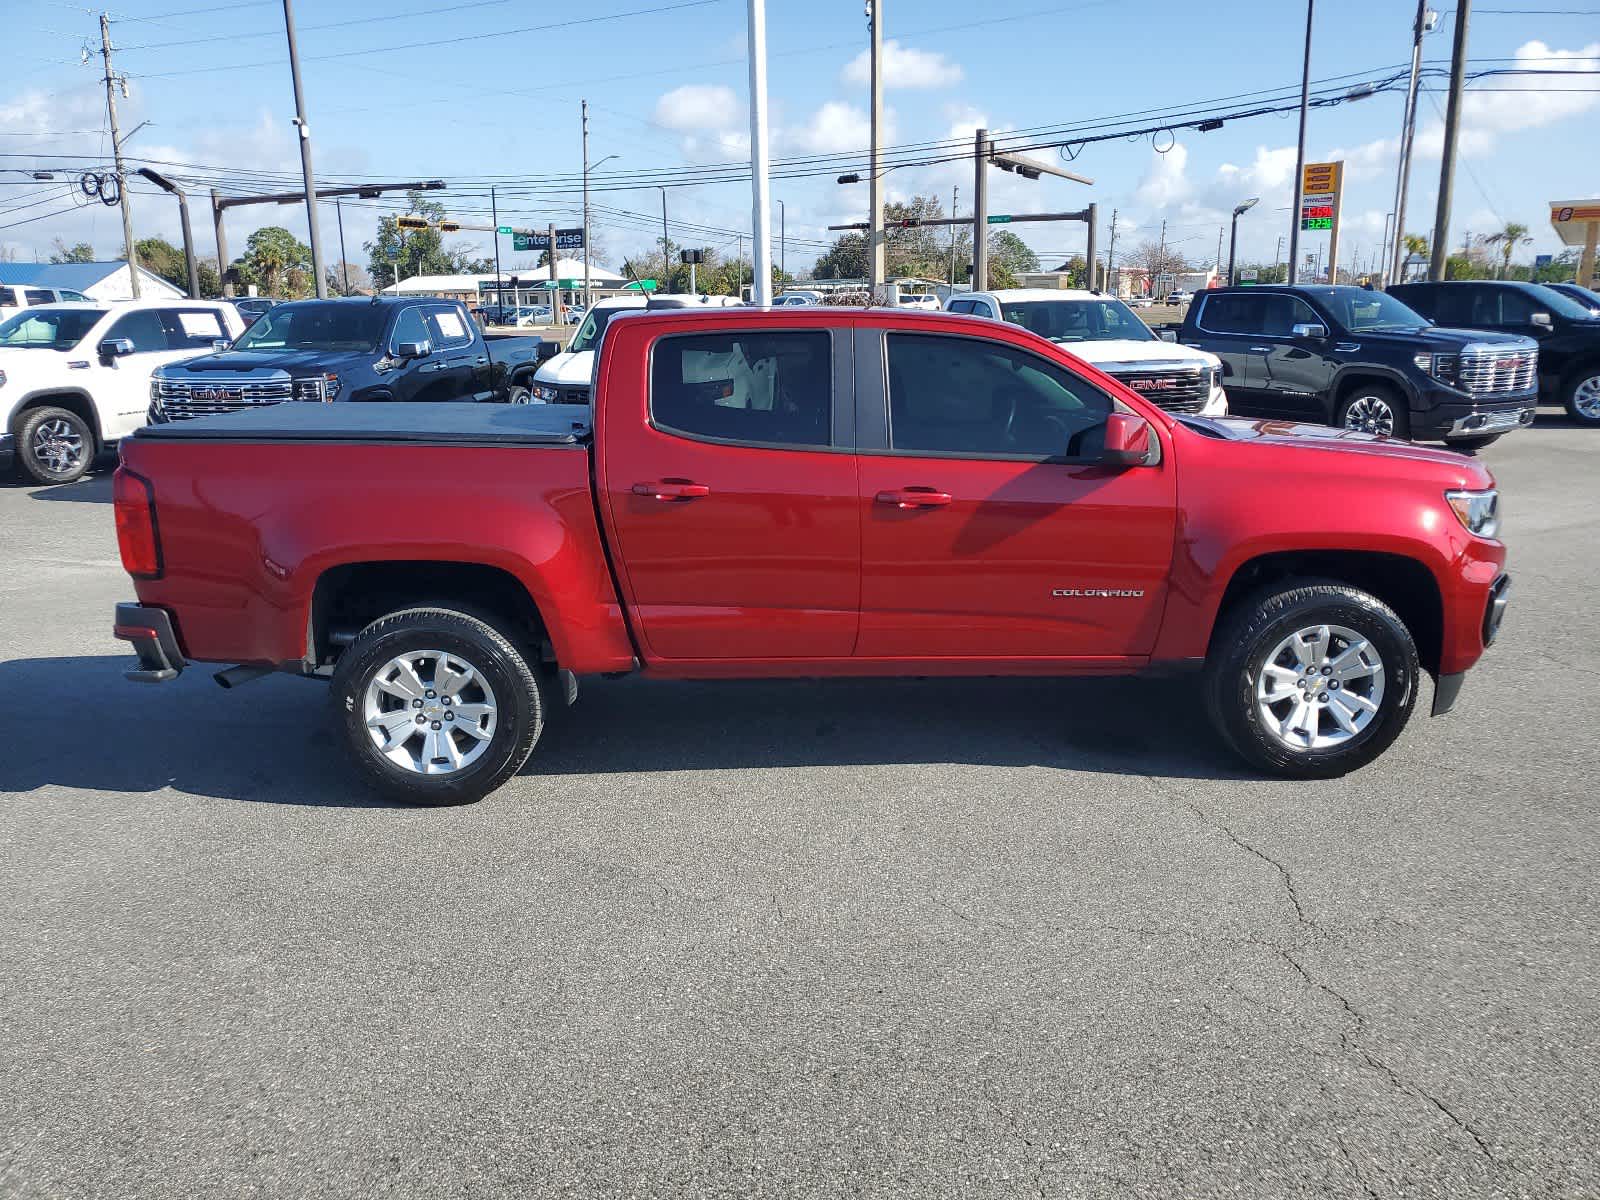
(1135, 142, 1190, 209)
(653, 84, 741, 132)
(842, 40, 963, 90)
(792, 101, 880, 154)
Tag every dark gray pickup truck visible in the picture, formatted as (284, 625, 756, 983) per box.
(149, 296, 556, 421)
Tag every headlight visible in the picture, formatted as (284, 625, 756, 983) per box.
(531, 383, 560, 402)
(1446, 488, 1499, 539)
(1413, 352, 1459, 385)
(1205, 364, 1221, 391)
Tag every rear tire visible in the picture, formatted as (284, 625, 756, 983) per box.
(1336, 384, 1410, 440)
(1204, 581, 1419, 778)
(16, 405, 94, 485)
(329, 607, 544, 805)
(507, 383, 533, 405)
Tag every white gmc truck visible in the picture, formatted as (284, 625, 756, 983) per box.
(945, 289, 1229, 417)
(0, 299, 245, 484)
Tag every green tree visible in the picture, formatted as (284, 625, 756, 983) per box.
(987, 228, 1039, 287)
(1482, 221, 1532, 279)
(1532, 248, 1579, 284)
(228, 226, 314, 298)
(1398, 234, 1429, 283)
(49, 238, 95, 264)
(364, 191, 487, 288)
(135, 237, 187, 290)
(813, 195, 973, 283)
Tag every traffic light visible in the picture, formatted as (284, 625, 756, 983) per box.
(396, 215, 429, 230)
(438, 221, 460, 233)
(680, 249, 704, 264)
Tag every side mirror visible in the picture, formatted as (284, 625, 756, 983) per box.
(1100, 412, 1154, 467)
(1530, 312, 1552, 329)
(211, 338, 232, 352)
(395, 340, 432, 359)
(98, 337, 136, 360)
(1291, 322, 1328, 339)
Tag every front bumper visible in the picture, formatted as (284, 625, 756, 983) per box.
(1434, 571, 1511, 715)
(1413, 385, 1538, 441)
(113, 602, 185, 683)
(0, 432, 13, 474)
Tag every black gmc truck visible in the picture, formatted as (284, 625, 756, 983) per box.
(149, 296, 555, 422)
(1177, 284, 1539, 448)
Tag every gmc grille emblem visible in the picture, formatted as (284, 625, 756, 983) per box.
(1130, 378, 1178, 391)
(192, 386, 243, 402)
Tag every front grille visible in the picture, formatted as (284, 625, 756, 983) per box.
(1458, 346, 1537, 396)
(556, 385, 590, 405)
(1103, 364, 1209, 413)
(156, 377, 292, 421)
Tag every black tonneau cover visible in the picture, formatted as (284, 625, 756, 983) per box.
(136, 402, 591, 446)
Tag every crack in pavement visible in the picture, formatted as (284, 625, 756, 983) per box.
(1185, 801, 1320, 935)
(1336, 1135, 1382, 1200)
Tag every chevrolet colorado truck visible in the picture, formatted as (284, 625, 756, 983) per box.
(113, 307, 1511, 805)
(1178, 285, 1538, 448)
(149, 296, 553, 421)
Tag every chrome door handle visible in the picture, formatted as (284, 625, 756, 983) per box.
(1248, 346, 1273, 353)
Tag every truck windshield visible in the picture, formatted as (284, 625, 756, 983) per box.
(232, 302, 389, 353)
(1325, 290, 1430, 332)
(0, 307, 105, 350)
(568, 306, 630, 354)
(997, 299, 1156, 343)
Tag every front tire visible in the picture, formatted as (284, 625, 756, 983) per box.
(506, 383, 533, 405)
(1204, 581, 1419, 778)
(1336, 384, 1409, 440)
(16, 405, 94, 485)
(330, 607, 544, 805)
(1562, 368, 1600, 426)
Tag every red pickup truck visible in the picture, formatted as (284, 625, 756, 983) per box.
(113, 307, 1511, 805)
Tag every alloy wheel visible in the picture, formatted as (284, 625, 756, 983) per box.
(1256, 623, 1386, 751)
(1342, 394, 1395, 436)
(1573, 374, 1600, 421)
(362, 649, 499, 775)
(31, 417, 85, 475)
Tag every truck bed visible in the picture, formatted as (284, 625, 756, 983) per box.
(134, 401, 591, 446)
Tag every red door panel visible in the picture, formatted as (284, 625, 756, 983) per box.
(856, 455, 1176, 658)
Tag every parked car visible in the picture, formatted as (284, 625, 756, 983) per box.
(228, 297, 278, 327)
(1179, 285, 1538, 447)
(774, 291, 822, 307)
(1388, 280, 1600, 426)
(514, 306, 552, 327)
(1164, 290, 1191, 305)
(1545, 282, 1600, 317)
(0, 299, 245, 484)
(947, 289, 1228, 417)
(1126, 296, 1155, 309)
(564, 305, 586, 325)
(114, 305, 1510, 805)
(898, 293, 942, 310)
(150, 297, 553, 420)
(0, 284, 93, 312)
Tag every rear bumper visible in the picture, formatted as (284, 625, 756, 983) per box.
(113, 602, 186, 683)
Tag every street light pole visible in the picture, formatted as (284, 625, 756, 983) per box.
(659, 186, 671, 294)
(135, 168, 199, 298)
(973, 128, 989, 290)
(1287, 0, 1314, 285)
(1228, 197, 1259, 286)
(1388, 0, 1431, 284)
(779, 199, 785, 281)
(746, 0, 774, 305)
(867, 0, 885, 302)
(281, 0, 328, 298)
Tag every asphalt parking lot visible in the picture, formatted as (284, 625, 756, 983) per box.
(1, 415, 1595, 1199)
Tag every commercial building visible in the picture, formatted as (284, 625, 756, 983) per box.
(0, 260, 185, 301)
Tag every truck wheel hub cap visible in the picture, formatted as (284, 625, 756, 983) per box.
(1575, 375, 1600, 419)
(1344, 396, 1393, 435)
(32, 418, 85, 473)
(362, 649, 498, 775)
(1255, 623, 1385, 752)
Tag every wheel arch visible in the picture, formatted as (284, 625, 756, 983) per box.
(10, 389, 105, 446)
(1331, 367, 1418, 412)
(1209, 549, 1444, 677)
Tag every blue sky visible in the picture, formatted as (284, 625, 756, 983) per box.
(4, 0, 1596, 278)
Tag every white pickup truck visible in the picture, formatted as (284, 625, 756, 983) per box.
(946, 289, 1228, 418)
(0, 299, 245, 484)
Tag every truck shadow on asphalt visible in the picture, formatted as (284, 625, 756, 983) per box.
(0, 656, 1248, 808)
(21, 474, 114, 503)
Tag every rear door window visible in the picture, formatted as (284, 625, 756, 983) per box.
(425, 305, 473, 349)
(25, 289, 56, 305)
(1196, 293, 1263, 334)
(161, 308, 228, 349)
(651, 330, 832, 448)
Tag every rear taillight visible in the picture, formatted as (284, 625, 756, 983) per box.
(114, 467, 162, 579)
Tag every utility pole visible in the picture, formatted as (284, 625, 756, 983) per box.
(1215, 226, 1224, 281)
(659, 187, 671, 293)
(1430, 0, 1470, 280)
(747, 0, 774, 305)
(281, 0, 327, 297)
(973, 128, 989, 290)
(99, 14, 139, 298)
(1105, 207, 1118, 294)
(1287, 0, 1314, 285)
(548, 223, 562, 322)
(738, 232, 744, 298)
(1085, 202, 1098, 293)
(581, 99, 592, 308)
(1388, 0, 1430, 284)
(779, 199, 786, 281)
(867, 0, 886, 301)
(949, 184, 959, 285)
(1157, 218, 1167, 296)
(1274, 234, 1284, 279)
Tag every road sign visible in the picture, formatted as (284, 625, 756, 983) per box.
(496, 225, 512, 235)
(986, 215, 1013, 224)
(622, 279, 659, 292)
(1239, 269, 1258, 281)
(512, 228, 584, 253)
(1535, 254, 1553, 269)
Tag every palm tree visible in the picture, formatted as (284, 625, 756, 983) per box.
(1400, 234, 1429, 282)
(1482, 222, 1532, 279)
